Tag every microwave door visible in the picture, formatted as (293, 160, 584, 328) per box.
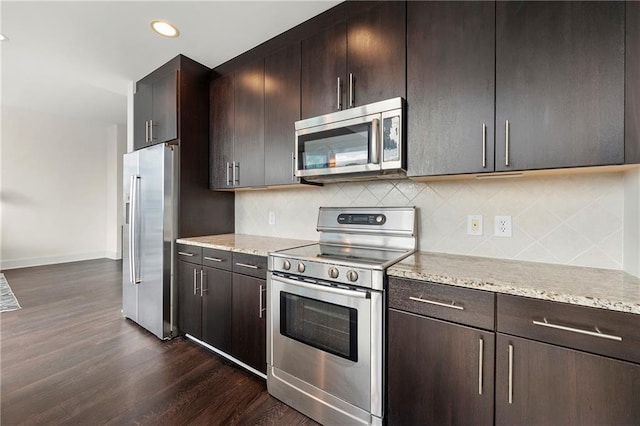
(296, 114, 381, 178)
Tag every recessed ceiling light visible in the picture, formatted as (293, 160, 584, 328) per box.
(150, 20, 179, 38)
(0, 34, 8, 42)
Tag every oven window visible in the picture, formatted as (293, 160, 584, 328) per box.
(280, 292, 358, 362)
(298, 123, 371, 170)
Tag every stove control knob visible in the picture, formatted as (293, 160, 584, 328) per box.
(297, 263, 306, 273)
(347, 270, 359, 282)
(282, 260, 291, 271)
(376, 215, 384, 223)
(328, 267, 339, 279)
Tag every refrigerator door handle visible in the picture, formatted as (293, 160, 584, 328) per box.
(129, 175, 141, 284)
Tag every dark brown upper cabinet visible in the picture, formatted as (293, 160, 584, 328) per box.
(407, 1, 496, 177)
(210, 74, 235, 190)
(210, 60, 265, 189)
(495, 1, 625, 171)
(134, 68, 178, 150)
(627, 1, 640, 164)
(233, 59, 265, 188)
(301, 1, 406, 119)
(264, 43, 301, 186)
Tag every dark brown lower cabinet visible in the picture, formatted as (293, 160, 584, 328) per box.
(231, 273, 266, 374)
(495, 333, 640, 426)
(178, 260, 202, 338)
(388, 308, 495, 426)
(202, 266, 232, 352)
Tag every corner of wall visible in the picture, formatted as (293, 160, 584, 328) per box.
(624, 168, 640, 278)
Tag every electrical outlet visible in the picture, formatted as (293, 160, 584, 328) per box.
(494, 215, 512, 237)
(467, 215, 483, 236)
(268, 211, 276, 225)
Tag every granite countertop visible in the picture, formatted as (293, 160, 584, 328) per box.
(388, 252, 640, 315)
(176, 233, 315, 257)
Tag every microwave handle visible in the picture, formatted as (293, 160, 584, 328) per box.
(370, 118, 380, 164)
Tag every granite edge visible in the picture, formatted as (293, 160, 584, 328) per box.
(387, 269, 640, 316)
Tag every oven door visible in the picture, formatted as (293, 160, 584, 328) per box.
(268, 273, 383, 415)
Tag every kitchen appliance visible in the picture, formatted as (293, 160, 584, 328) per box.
(267, 206, 416, 425)
(294, 98, 406, 183)
(122, 142, 178, 340)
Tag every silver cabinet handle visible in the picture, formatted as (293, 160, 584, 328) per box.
(532, 318, 623, 341)
(128, 175, 140, 284)
(337, 76, 342, 110)
(370, 118, 380, 164)
(259, 284, 266, 318)
(291, 152, 296, 181)
(149, 119, 155, 141)
(178, 251, 195, 257)
(505, 120, 510, 166)
(233, 161, 240, 185)
(235, 262, 258, 269)
(482, 123, 487, 168)
(204, 256, 222, 262)
(508, 344, 514, 404)
(478, 338, 484, 395)
(193, 268, 198, 296)
(409, 296, 464, 310)
(145, 120, 149, 143)
(225, 161, 231, 186)
(349, 73, 354, 108)
(200, 270, 206, 296)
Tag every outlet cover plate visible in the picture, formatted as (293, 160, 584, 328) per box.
(494, 215, 512, 237)
(467, 215, 483, 236)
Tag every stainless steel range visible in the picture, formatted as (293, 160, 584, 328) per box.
(267, 206, 417, 425)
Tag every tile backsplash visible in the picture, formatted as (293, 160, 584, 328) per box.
(235, 173, 625, 270)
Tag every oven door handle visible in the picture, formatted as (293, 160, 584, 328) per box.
(272, 275, 370, 299)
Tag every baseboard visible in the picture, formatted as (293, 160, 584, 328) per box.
(0, 252, 117, 270)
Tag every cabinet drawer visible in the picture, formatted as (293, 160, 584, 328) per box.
(232, 253, 267, 280)
(388, 277, 495, 330)
(202, 248, 232, 271)
(497, 294, 640, 364)
(176, 244, 202, 264)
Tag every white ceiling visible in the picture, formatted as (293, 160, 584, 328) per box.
(1, 1, 340, 125)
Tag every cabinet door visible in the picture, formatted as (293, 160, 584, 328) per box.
(346, 1, 406, 108)
(388, 309, 494, 426)
(495, 334, 640, 426)
(202, 266, 232, 352)
(234, 60, 265, 187)
(264, 43, 300, 186)
(407, 1, 495, 177)
(133, 83, 152, 151)
(495, 1, 624, 171)
(177, 260, 202, 339)
(627, 1, 640, 164)
(231, 274, 266, 373)
(151, 71, 178, 144)
(210, 74, 235, 190)
(301, 21, 347, 119)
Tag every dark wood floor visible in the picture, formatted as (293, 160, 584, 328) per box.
(1, 259, 316, 426)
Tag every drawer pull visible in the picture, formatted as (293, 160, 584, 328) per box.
(508, 344, 514, 404)
(532, 318, 622, 342)
(178, 251, 195, 257)
(478, 338, 484, 395)
(235, 262, 259, 270)
(204, 256, 223, 262)
(409, 296, 464, 311)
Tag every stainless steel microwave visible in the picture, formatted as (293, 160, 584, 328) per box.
(294, 97, 406, 183)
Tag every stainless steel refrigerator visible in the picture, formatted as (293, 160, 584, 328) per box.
(122, 143, 178, 339)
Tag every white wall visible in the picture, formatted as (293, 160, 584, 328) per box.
(105, 123, 127, 259)
(235, 171, 639, 272)
(624, 168, 640, 277)
(0, 107, 122, 269)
